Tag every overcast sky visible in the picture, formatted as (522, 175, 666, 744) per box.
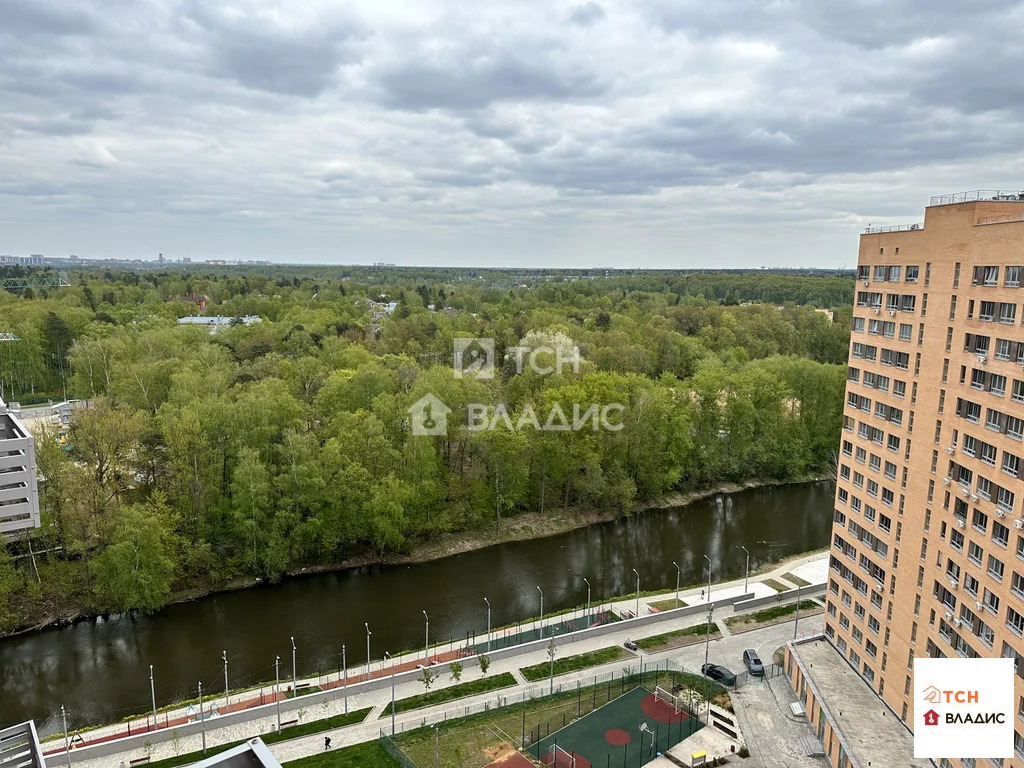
(2, 0, 1023, 269)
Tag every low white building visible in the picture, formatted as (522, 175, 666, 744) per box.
(177, 316, 262, 334)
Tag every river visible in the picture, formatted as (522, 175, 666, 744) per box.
(0, 481, 833, 731)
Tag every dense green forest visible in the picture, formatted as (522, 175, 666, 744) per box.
(0, 267, 850, 631)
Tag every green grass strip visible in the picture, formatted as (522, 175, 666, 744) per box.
(635, 622, 719, 651)
(143, 707, 371, 768)
(284, 741, 399, 767)
(379, 673, 517, 717)
(747, 600, 819, 624)
(519, 646, 631, 682)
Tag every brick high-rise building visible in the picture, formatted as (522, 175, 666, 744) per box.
(827, 190, 1024, 761)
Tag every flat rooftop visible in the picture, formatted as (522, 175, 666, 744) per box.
(790, 637, 930, 768)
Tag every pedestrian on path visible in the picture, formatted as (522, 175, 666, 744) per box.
(700, 589, 705, 600)
(324, 736, 332, 751)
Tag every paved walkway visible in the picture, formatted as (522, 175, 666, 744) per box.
(57, 551, 828, 768)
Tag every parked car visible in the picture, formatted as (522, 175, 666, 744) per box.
(743, 649, 764, 676)
(624, 639, 638, 651)
(701, 663, 736, 686)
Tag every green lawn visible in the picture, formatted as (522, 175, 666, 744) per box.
(284, 741, 398, 768)
(781, 572, 811, 587)
(727, 600, 820, 629)
(519, 646, 632, 682)
(762, 578, 788, 592)
(379, 673, 517, 717)
(634, 622, 719, 651)
(143, 708, 371, 768)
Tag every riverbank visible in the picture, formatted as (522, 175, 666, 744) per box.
(3, 475, 825, 638)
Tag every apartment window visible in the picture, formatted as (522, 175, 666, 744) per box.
(974, 509, 989, 533)
(1001, 303, 1017, 324)
(853, 316, 865, 333)
(974, 265, 1000, 286)
(969, 541, 984, 565)
(887, 434, 901, 453)
(875, 265, 887, 280)
(983, 587, 1000, 613)
(893, 380, 906, 398)
(1003, 452, 1021, 478)
(993, 521, 1010, 548)
(1008, 606, 1024, 637)
(1012, 572, 1024, 599)
(1005, 265, 1021, 288)
(1013, 380, 1024, 403)
(981, 441, 998, 465)
(953, 262, 961, 288)
(980, 300, 997, 321)
(949, 294, 958, 320)
(906, 265, 919, 282)
(987, 554, 1005, 582)
(888, 265, 901, 282)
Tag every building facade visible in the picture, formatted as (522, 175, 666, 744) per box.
(827, 190, 1024, 763)
(0, 398, 40, 539)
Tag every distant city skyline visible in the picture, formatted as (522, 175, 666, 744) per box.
(2, 1, 1023, 268)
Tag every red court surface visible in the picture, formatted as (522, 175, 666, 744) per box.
(640, 693, 690, 724)
(541, 751, 593, 768)
(484, 749, 538, 768)
(604, 728, 631, 746)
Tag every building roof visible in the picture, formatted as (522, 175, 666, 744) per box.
(788, 637, 931, 768)
(189, 737, 282, 767)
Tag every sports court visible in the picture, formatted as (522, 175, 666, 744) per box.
(525, 686, 703, 768)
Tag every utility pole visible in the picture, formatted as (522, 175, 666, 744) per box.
(583, 578, 591, 617)
(385, 652, 396, 736)
(365, 623, 372, 676)
(741, 546, 750, 595)
(342, 644, 348, 714)
(434, 724, 440, 768)
(275, 656, 282, 732)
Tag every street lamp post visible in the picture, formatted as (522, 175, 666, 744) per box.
(222, 651, 229, 714)
(423, 610, 430, 665)
(484, 598, 491, 652)
(583, 577, 591, 618)
(537, 586, 544, 636)
(365, 623, 372, 676)
(342, 644, 348, 714)
(741, 546, 750, 595)
(198, 681, 206, 753)
(672, 562, 680, 607)
(60, 705, 70, 768)
(703, 555, 712, 723)
(291, 636, 297, 694)
(385, 652, 396, 736)
(794, 583, 802, 638)
(150, 664, 157, 731)
(632, 568, 640, 618)
(274, 655, 282, 732)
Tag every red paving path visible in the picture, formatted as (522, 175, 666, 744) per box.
(45, 648, 473, 757)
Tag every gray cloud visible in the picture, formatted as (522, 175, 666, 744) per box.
(1, 0, 1023, 268)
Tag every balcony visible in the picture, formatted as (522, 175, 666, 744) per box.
(863, 223, 923, 234)
(930, 190, 1024, 206)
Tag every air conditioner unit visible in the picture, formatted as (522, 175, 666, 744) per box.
(945, 610, 953, 620)
(961, 487, 971, 497)
(996, 509, 1006, 518)
(862, 279, 870, 287)
(873, 308, 880, 315)
(970, 494, 979, 502)
(949, 578, 959, 589)
(976, 602, 985, 612)
(946, 446, 955, 454)
(1015, 519, 1024, 530)
(943, 476, 952, 485)
(977, 354, 988, 365)
(953, 618, 962, 627)
(957, 519, 966, 529)
(889, 310, 896, 317)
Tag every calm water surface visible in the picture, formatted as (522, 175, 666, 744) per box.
(0, 482, 833, 730)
